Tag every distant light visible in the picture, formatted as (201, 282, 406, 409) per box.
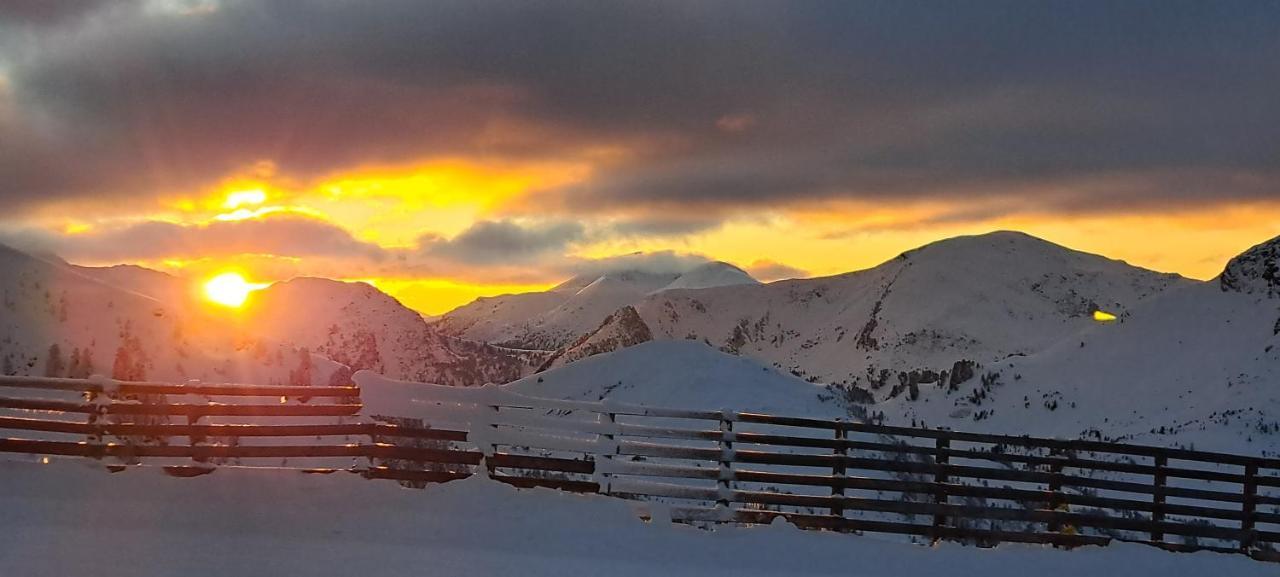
(1093, 310, 1118, 322)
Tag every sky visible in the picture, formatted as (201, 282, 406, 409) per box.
(0, 0, 1278, 314)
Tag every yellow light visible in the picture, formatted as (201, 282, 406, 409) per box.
(203, 272, 262, 308)
(224, 189, 267, 209)
(1093, 310, 1118, 322)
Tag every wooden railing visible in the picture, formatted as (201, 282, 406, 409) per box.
(1, 374, 1278, 562)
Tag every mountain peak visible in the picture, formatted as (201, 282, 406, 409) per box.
(1220, 235, 1280, 298)
(658, 261, 759, 292)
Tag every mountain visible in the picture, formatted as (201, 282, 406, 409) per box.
(615, 231, 1186, 400)
(0, 243, 336, 385)
(0, 243, 538, 387)
(503, 232, 1280, 455)
(245, 277, 541, 386)
(873, 234, 1280, 455)
(507, 340, 843, 417)
(536, 306, 653, 372)
(436, 263, 760, 350)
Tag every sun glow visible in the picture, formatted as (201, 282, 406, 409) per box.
(203, 272, 264, 307)
(224, 189, 267, 209)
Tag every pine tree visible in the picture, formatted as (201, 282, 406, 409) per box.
(289, 348, 313, 386)
(83, 349, 96, 378)
(67, 347, 82, 378)
(112, 346, 132, 380)
(44, 344, 64, 377)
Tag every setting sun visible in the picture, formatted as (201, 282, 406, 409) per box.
(203, 272, 262, 307)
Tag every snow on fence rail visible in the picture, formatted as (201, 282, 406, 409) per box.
(1, 373, 1279, 562)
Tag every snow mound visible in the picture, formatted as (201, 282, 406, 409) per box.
(508, 340, 842, 417)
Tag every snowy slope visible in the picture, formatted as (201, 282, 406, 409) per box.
(879, 235, 1280, 455)
(509, 340, 844, 417)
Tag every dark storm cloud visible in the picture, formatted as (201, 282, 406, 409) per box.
(4, 213, 388, 262)
(422, 219, 585, 264)
(2, 0, 1278, 218)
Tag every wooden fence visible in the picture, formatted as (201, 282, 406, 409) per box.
(1, 373, 1278, 562)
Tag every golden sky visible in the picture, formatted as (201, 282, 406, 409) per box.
(2, 2, 1278, 314)
(24, 164, 1280, 315)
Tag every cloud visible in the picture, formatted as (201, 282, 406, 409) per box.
(1, 213, 385, 262)
(745, 260, 809, 282)
(422, 219, 585, 264)
(559, 250, 712, 279)
(0, 0, 1276, 224)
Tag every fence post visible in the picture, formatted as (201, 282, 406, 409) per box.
(484, 404, 500, 478)
(601, 412, 617, 496)
(717, 414, 734, 511)
(1047, 460, 1065, 539)
(831, 420, 846, 518)
(1151, 453, 1167, 543)
(932, 436, 950, 541)
(1242, 462, 1258, 551)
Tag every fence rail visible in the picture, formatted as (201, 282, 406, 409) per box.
(1, 374, 1277, 562)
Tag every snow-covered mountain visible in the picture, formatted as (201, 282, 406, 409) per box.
(492, 232, 1186, 399)
(436, 262, 760, 350)
(878, 234, 1280, 455)
(246, 277, 541, 386)
(0, 243, 538, 386)
(508, 233, 1280, 455)
(0, 242, 336, 385)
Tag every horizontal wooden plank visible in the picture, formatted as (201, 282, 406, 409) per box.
(602, 460, 721, 481)
(489, 453, 594, 475)
(0, 397, 93, 414)
(617, 441, 722, 461)
(362, 467, 471, 483)
(117, 383, 361, 398)
(615, 424, 724, 442)
(0, 437, 484, 464)
(107, 403, 363, 417)
(0, 416, 95, 435)
(735, 413, 842, 430)
(491, 475, 599, 494)
(0, 417, 469, 443)
(0, 376, 361, 398)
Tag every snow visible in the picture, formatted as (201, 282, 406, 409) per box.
(438, 264, 762, 350)
(885, 278, 1280, 455)
(656, 261, 760, 292)
(0, 459, 1269, 577)
(507, 340, 843, 417)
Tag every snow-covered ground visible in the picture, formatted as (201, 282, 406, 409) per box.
(0, 460, 1270, 577)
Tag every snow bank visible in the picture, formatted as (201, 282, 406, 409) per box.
(0, 460, 1269, 577)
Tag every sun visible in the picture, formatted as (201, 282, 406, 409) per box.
(204, 272, 261, 308)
